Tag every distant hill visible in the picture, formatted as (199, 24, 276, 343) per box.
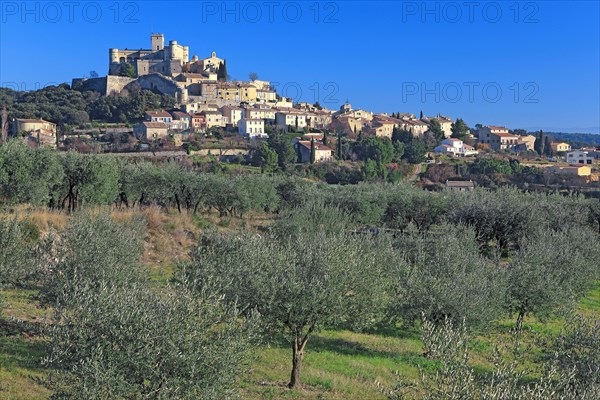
(538, 131, 600, 148)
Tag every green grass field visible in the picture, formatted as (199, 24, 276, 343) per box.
(3, 283, 596, 400)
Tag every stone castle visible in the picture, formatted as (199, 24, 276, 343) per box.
(109, 33, 191, 77)
(107, 33, 225, 79)
(73, 33, 243, 106)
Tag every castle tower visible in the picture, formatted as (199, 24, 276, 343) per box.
(151, 33, 164, 51)
(179, 88, 189, 104)
(109, 48, 119, 64)
(169, 40, 182, 60)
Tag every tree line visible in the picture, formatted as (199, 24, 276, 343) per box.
(0, 85, 177, 131)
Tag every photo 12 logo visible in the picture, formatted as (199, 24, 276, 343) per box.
(401, 1, 539, 23)
(271, 81, 340, 104)
(1, 2, 140, 24)
(200, 1, 339, 23)
(401, 81, 539, 104)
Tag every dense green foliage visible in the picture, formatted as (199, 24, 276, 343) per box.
(39, 212, 145, 306)
(545, 131, 600, 147)
(252, 142, 278, 173)
(0, 140, 64, 205)
(0, 216, 37, 316)
(0, 85, 177, 129)
(1, 145, 599, 398)
(181, 215, 393, 388)
(390, 224, 505, 328)
(88, 89, 176, 123)
(266, 129, 297, 170)
(508, 227, 600, 329)
(40, 213, 256, 399)
(468, 157, 522, 175)
(0, 85, 92, 128)
(450, 118, 470, 139)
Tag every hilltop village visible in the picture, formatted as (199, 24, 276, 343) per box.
(5, 33, 600, 189)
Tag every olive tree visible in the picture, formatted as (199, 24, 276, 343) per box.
(272, 199, 352, 237)
(383, 186, 450, 232)
(40, 211, 145, 306)
(508, 227, 600, 330)
(553, 315, 600, 389)
(118, 160, 162, 207)
(58, 152, 120, 211)
(0, 216, 36, 318)
(385, 316, 599, 400)
(587, 198, 600, 234)
(44, 282, 256, 399)
(0, 216, 34, 288)
(202, 174, 250, 217)
(0, 139, 63, 206)
(41, 211, 257, 398)
(390, 223, 506, 328)
(447, 187, 535, 253)
(322, 184, 390, 226)
(181, 229, 393, 389)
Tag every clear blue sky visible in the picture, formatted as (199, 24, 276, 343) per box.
(1, 1, 599, 133)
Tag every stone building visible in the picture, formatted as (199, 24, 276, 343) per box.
(477, 126, 520, 151)
(305, 110, 333, 129)
(133, 121, 169, 141)
(11, 118, 57, 148)
(295, 140, 334, 163)
(12, 118, 56, 137)
(445, 180, 475, 191)
(421, 115, 453, 137)
(276, 110, 307, 130)
(551, 142, 572, 153)
(238, 118, 266, 138)
(516, 135, 536, 151)
(182, 51, 224, 74)
(109, 33, 190, 78)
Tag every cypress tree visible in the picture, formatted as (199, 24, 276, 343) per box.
(310, 139, 316, 164)
(217, 60, 228, 82)
(544, 136, 553, 156)
(295, 142, 302, 163)
(534, 130, 545, 155)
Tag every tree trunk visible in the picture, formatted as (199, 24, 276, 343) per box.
(515, 310, 524, 331)
(119, 192, 129, 208)
(287, 324, 315, 389)
(174, 194, 182, 214)
(288, 339, 304, 389)
(193, 201, 201, 215)
(515, 299, 528, 331)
